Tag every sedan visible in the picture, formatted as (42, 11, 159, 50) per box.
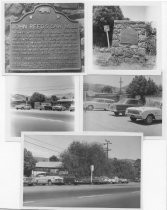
(52, 105, 66, 111)
(84, 98, 115, 111)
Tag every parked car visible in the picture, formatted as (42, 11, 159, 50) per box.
(119, 178, 129, 184)
(74, 177, 91, 185)
(63, 175, 76, 185)
(126, 106, 162, 125)
(23, 176, 35, 186)
(69, 105, 75, 112)
(16, 104, 31, 110)
(84, 98, 115, 111)
(110, 176, 119, 184)
(110, 98, 143, 116)
(52, 105, 66, 111)
(34, 173, 64, 185)
(39, 103, 52, 110)
(93, 176, 109, 184)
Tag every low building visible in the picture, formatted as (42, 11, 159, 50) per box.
(32, 161, 68, 176)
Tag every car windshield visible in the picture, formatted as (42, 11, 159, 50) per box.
(118, 98, 128, 104)
(92, 98, 101, 102)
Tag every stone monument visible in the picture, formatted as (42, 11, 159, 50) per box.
(10, 4, 81, 72)
(111, 20, 147, 64)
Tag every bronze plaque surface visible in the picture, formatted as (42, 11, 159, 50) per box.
(10, 5, 81, 71)
(120, 27, 138, 45)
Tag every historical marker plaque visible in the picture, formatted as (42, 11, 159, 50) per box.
(120, 27, 138, 45)
(10, 5, 81, 72)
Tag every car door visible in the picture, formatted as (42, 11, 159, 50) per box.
(36, 174, 47, 184)
(95, 99, 103, 109)
(104, 100, 111, 110)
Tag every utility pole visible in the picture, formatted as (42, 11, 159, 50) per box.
(104, 139, 112, 159)
(119, 77, 123, 95)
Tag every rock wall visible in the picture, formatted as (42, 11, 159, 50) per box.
(111, 20, 147, 64)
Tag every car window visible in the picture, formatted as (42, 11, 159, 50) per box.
(105, 100, 111, 103)
(127, 100, 138, 104)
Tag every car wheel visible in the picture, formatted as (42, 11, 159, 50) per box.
(87, 105, 94, 111)
(114, 112, 119, 116)
(145, 115, 154, 125)
(130, 116, 137, 122)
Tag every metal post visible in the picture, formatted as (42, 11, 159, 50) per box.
(106, 31, 110, 48)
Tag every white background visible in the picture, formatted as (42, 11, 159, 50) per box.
(0, 0, 167, 210)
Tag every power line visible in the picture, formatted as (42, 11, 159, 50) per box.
(25, 140, 61, 154)
(25, 135, 64, 151)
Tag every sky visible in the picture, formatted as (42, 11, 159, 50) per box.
(6, 76, 74, 96)
(120, 6, 159, 27)
(24, 134, 141, 160)
(84, 75, 162, 88)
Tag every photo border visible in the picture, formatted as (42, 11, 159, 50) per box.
(21, 131, 143, 210)
(1, 0, 86, 76)
(87, 1, 162, 75)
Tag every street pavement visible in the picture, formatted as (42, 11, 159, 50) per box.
(84, 110, 162, 136)
(23, 183, 140, 208)
(10, 109, 74, 136)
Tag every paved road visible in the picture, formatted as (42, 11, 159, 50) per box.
(10, 109, 74, 136)
(23, 183, 140, 208)
(84, 110, 162, 136)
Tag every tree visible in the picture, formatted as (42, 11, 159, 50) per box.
(93, 6, 124, 47)
(61, 141, 109, 178)
(108, 158, 136, 179)
(30, 92, 45, 108)
(24, 148, 36, 177)
(134, 159, 141, 179)
(49, 155, 59, 162)
(146, 77, 158, 96)
(101, 85, 113, 93)
(126, 76, 158, 103)
(50, 95, 59, 105)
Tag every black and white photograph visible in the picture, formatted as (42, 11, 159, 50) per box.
(5, 3, 84, 73)
(83, 75, 162, 136)
(6, 76, 75, 137)
(93, 5, 159, 70)
(23, 133, 142, 208)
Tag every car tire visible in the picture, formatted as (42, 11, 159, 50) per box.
(114, 112, 119, 116)
(87, 105, 94, 111)
(130, 116, 137, 122)
(145, 115, 154, 125)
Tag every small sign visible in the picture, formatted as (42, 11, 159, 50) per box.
(104, 25, 110, 32)
(120, 27, 138, 45)
(90, 165, 94, 172)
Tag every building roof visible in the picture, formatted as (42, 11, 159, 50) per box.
(36, 161, 63, 168)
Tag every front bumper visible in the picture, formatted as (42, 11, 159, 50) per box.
(126, 113, 143, 119)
